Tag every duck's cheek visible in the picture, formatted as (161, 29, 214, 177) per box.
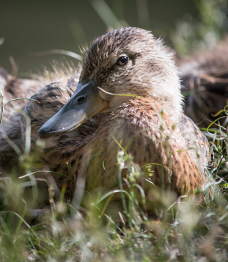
(98, 89, 112, 101)
(98, 86, 132, 109)
(109, 95, 131, 109)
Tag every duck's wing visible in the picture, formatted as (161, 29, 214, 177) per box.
(177, 38, 228, 127)
(178, 114, 210, 171)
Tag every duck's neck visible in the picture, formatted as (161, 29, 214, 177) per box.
(147, 75, 183, 123)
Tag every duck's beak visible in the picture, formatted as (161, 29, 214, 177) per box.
(38, 78, 110, 138)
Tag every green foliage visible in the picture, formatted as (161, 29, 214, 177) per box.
(171, 0, 228, 54)
(1, 143, 228, 261)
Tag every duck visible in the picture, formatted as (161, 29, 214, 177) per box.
(23, 27, 209, 204)
(0, 65, 80, 170)
(177, 37, 228, 127)
(0, 67, 40, 169)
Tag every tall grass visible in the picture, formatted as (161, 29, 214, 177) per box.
(1, 96, 228, 261)
(0, 0, 228, 261)
(0, 132, 228, 261)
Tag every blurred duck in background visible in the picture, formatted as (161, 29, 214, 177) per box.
(177, 37, 228, 127)
(0, 67, 40, 168)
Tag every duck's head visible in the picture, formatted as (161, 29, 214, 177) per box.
(38, 27, 183, 138)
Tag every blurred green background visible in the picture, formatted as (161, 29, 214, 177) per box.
(0, 0, 227, 76)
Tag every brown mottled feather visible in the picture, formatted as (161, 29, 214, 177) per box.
(83, 98, 206, 196)
(28, 93, 208, 199)
(1, 28, 210, 203)
(22, 28, 209, 200)
(0, 65, 80, 169)
(177, 38, 228, 127)
(0, 67, 40, 167)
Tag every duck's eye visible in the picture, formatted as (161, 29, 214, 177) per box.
(74, 95, 87, 105)
(117, 56, 129, 66)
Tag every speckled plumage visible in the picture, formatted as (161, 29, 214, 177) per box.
(0, 67, 40, 167)
(26, 91, 209, 200)
(81, 28, 183, 123)
(177, 37, 228, 127)
(23, 27, 209, 200)
(82, 98, 207, 194)
(0, 65, 80, 169)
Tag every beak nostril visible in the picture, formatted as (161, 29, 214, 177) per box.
(75, 95, 87, 105)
